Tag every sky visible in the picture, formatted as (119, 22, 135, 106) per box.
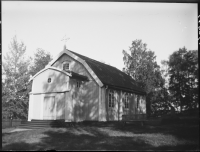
(2, 1, 198, 71)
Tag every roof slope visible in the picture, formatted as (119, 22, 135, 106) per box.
(69, 50, 146, 95)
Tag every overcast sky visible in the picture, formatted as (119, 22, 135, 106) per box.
(2, 2, 198, 71)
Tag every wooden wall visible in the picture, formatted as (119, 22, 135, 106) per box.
(99, 88, 146, 121)
(52, 54, 100, 122)
(29, 53, 146, 122)
(32, 69, 69, 93)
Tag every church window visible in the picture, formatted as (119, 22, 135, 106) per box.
(63, 61, 70, 71)
(108, 90, 115, 108)
(124, 94, 129, 109)
(48, 78, 51, 83)
(77, 81, 81, 88)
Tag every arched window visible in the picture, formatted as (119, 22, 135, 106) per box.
(108, 90, 115, 108)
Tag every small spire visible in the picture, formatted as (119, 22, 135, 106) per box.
(64, 44, 67, 50)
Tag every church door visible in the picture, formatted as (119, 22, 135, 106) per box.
(43, 96, 56, 120)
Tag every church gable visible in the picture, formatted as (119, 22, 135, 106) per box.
(51, 53, 100, 121)
(32, 68, 69, 93)
(49, 50, 104, 87)
(51, 54, 93, 82)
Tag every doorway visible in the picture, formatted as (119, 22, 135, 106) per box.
(43, 96, 56, 120)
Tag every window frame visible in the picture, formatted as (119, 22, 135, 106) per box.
(77, 81, 81, 88)
(137, 95, 140, 109)
(62, 61, 70, 71)
(108, 90, 115, 108)
(47, 78, 52, 83)
(124, 94, 129, 109)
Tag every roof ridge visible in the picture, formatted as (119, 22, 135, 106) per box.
(68, 49, 145, 93)
(68, 49, 136, 80)
(68, 50, 121, 69)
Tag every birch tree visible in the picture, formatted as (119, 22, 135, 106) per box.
(122, 39, 165, 117)
(2, 36, 30, 119)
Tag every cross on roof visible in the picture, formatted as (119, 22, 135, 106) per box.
(61, 35, 70, 49)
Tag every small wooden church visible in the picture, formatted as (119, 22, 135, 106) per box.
(28, 47, 146, 122)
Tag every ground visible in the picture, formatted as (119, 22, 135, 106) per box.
(2, 122, 199, 151)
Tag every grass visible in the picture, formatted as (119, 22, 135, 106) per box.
(2, 123, 199, 151)
(2, 127, 17, 133)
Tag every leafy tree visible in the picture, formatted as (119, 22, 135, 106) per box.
(29, 48, 53, 76)
(2, 79, 11, 119)
(151, 87, 172, 116)
(122, 39, 165, 117)
(168, 47, 198, 112)
(2, 36, 30, 119)
(2, 37, 53, 119)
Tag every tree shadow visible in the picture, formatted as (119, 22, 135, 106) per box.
(2, 124, 199, 151)
(112, 122, 199, 142)
(2, 127, 151, 150)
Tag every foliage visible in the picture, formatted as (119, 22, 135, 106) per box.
(2, 36, 30, 119)
(167, 47, 198, 112)
(122, 39, 166, 117)
(150, 87, 172, 116)
(2, 37, 53, 120)
(29, 48, 53, 76)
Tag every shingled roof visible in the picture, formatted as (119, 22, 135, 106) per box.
(69, 50, 146, 95)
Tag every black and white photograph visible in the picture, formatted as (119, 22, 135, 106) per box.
(2, 1, 198, 151)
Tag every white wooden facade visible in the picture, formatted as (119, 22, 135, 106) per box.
(28, 48, 146, 122)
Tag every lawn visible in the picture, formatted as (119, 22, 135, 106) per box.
(2, 123, 199, 151)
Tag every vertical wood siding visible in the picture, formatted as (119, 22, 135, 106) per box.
(55, 93, 65, 119)
(69, 79, 99, 121)
(99, 87, 107, 121)
(52, 54, 100, 122)
(32, 95, 42, 119)
(105, 89, 146, 121)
